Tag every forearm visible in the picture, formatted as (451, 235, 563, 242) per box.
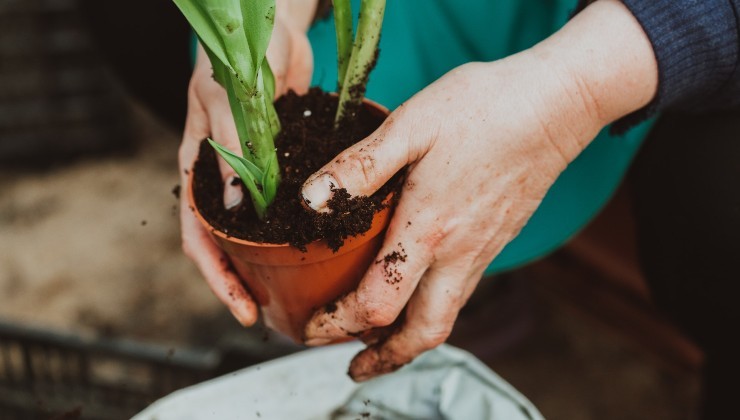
(527, 0, 658, 159)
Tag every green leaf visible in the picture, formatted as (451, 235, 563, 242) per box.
(258, 62, 281, 138)
(241, 0, 276, 74)
(208, 139, 264, 181)
(333, 0, 353, 90)
(205, 0, 257, 88)
(208, 139, 268, 217)
(336, 0, 386, 123)
(261, 153, 278, 204)
(261, 59, 276, 102)
(173, 0, 230, 71)
(222, 74, 251, 154)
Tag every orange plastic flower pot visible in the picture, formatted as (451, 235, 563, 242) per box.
(189, 100, 393, 342)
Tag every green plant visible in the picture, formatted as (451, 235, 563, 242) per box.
(333, 0, 386, 124)
(174, 0, 385, 218)
(174, 0, 280, 219)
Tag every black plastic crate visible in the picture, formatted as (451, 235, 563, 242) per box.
(0, 319, 301, 420)
(0, 320, 220, 419)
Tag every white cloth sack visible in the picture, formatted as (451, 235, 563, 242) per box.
(134, 342, 544, 420)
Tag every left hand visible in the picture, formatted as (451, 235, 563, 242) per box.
(300, 0, 658, 381)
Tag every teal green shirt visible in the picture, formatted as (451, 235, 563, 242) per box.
(308, 0, 654, 275)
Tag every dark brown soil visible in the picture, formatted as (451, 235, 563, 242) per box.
(192, 88, 402, 251)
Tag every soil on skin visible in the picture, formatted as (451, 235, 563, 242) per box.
(192, 88, 402, 251)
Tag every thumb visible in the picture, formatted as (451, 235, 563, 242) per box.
(301, 116, 415, 212)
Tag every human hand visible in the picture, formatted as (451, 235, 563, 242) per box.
(301, 0, 657, 380)
(179, 2, 315, 326)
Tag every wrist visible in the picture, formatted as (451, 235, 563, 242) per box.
(530, 0, 658, 150)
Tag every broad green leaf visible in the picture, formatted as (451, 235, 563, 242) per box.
(173, 0, 230, 70)
(202, 0, 257, 88)
(241, 0, 275, 74)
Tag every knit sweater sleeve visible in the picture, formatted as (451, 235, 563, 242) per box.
(573, 1, 740, 132)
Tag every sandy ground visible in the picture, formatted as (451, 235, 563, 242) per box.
(0, 104, 237, 347)
(0, 102, 700, 419)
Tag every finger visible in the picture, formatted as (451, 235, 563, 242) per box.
(179, 61, 256, 326)
(180, 204, 259, 327)
(301, 108, 427, 212)
(206, 93, 244, 210)
(356, 312, 405, 347)
(190, 43, 245, 209)
(266, 19, 291, 96)
(284, 32, 313, 94)
(348, 266, 466, 381)
(303, 194, 440, 344)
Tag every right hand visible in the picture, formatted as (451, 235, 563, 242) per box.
(178, 4, 314, 326)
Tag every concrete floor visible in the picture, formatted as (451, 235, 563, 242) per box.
(0, 102, 700, 419)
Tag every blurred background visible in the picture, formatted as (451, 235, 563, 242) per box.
(1, 0, 702, 418)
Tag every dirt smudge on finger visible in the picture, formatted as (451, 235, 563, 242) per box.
(375, 242, 407, 285)
(349, 345, 407, 381)
(324, 301, 338, 314)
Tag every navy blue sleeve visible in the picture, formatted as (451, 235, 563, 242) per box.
(574, 1, 740, 133)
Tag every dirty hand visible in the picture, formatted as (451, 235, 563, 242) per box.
(301, 0, 658, 381)
(179, 1, 315, 326)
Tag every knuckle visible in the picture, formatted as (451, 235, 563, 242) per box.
(345, 151, 379, 187)
(357, 297, 399, 328)
(417, 327, 451, 350)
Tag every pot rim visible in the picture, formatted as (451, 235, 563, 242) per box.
(188, 96, 390, 250)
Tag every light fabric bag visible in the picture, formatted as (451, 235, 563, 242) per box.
(135, 342, 544, 420)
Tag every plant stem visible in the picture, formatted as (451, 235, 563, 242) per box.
(335, 0, 385, 124)
(333, 0, 353, 91)
(225, 67, 281, 217)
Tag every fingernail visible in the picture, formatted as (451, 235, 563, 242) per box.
(301, 173, 337, 212)
(224, 177, 243, 209)
(305, 337, 333, 347)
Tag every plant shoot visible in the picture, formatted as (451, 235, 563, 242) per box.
(174, 0, 281, 219)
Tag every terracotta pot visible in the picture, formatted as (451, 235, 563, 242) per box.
(188, 100, 393, 342)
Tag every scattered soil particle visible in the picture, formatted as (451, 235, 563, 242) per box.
(192, 88, 402, 251)
(140, 220, 147, 226)
(171, 184, 181, 199)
